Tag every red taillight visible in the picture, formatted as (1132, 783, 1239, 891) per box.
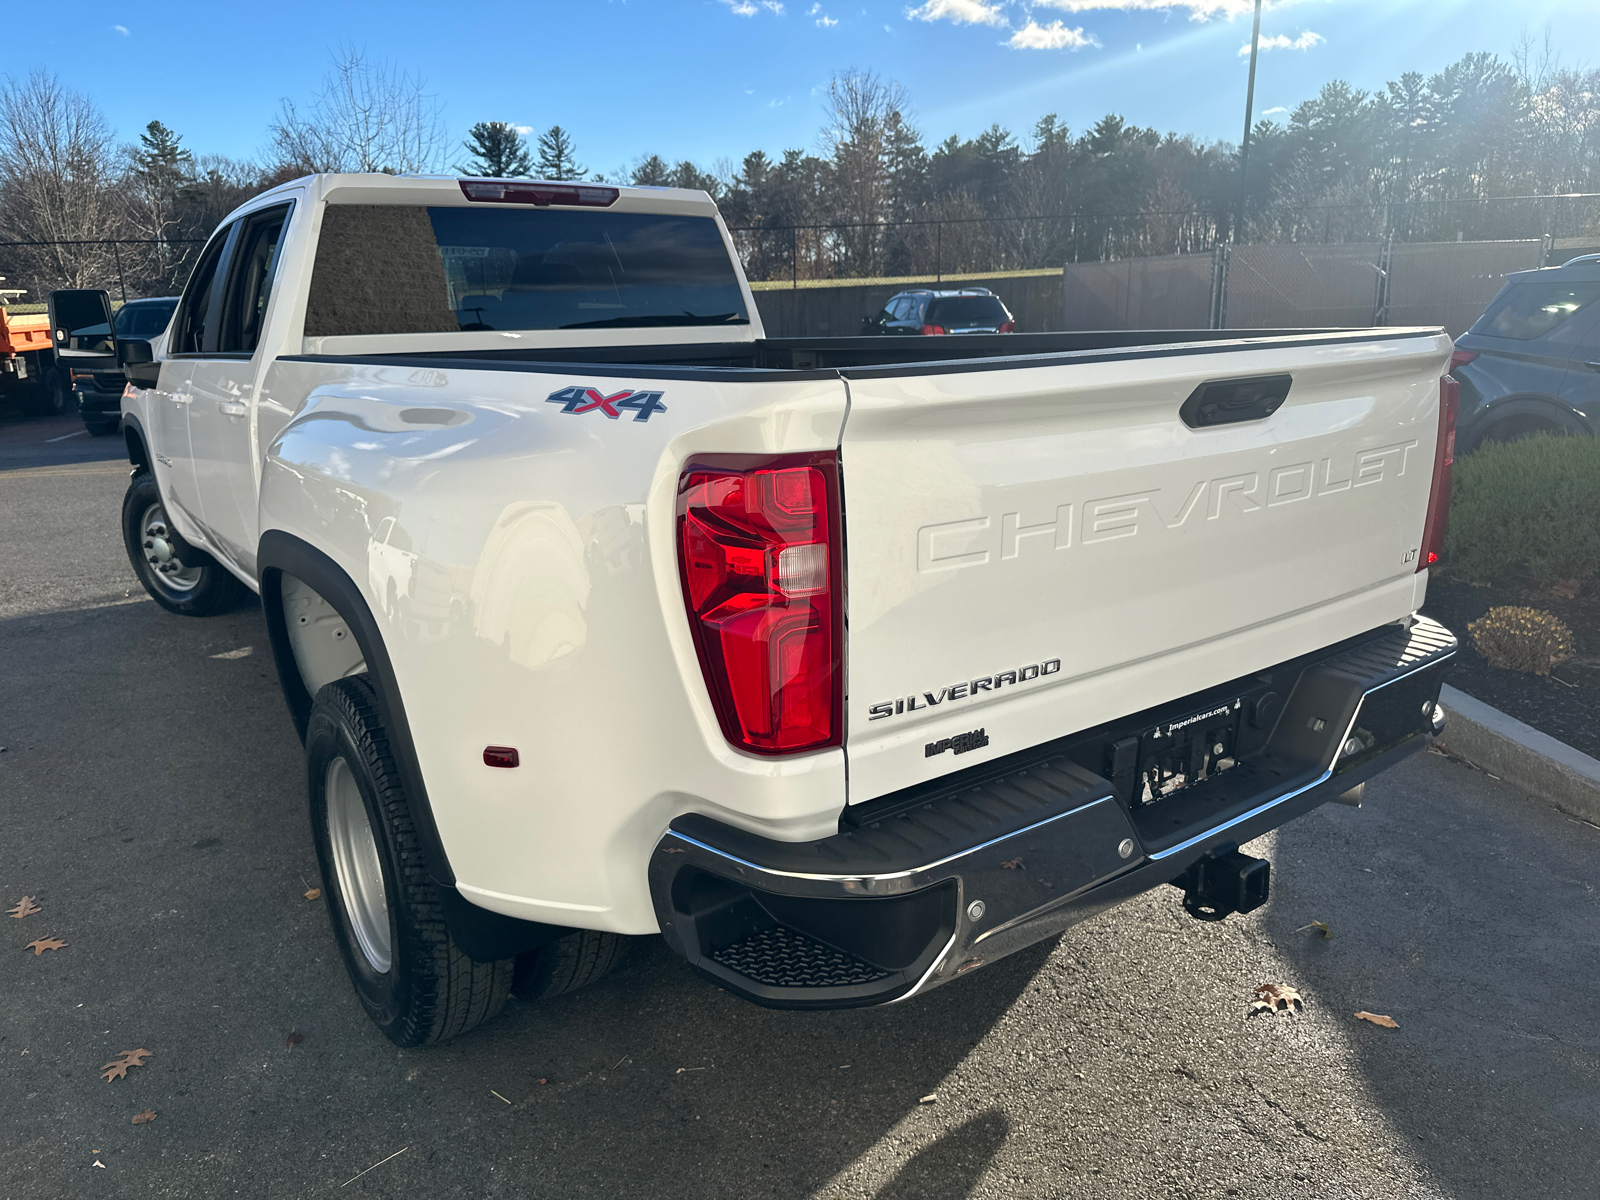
(1418, 375, 1459, 572)
(998, 320, 1015, 333)
(1450, 348, 1479, 370)
(677, 453, 843, 755)
(458, 180, 619, 207)
(920, 324, 945, 336)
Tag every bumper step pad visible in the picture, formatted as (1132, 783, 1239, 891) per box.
(711, 925, 891, 989)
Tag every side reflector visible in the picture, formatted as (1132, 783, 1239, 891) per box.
(483, 746, 520, 768)
(1418, 375, 1459, 572)
(677, 453, 844, 755)
(458, 180, 619, 207)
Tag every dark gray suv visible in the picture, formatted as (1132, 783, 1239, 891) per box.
(1452, 256, 1600, 453)
(862, 287, 1015, 336)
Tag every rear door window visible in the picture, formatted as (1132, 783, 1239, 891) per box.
(1473, 281, 1600, 340)
(304, 205, 749, 338)
(219, 204, 292, 354)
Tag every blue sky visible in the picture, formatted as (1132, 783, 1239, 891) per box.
(46, 0, 1600, 176)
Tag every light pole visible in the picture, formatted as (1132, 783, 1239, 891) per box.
(1236, 0, 1264, 244)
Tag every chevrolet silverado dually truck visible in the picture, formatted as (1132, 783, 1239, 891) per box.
(63, 173, 1459, 1046)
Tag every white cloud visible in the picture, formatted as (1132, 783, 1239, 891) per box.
(1261, 105, 1287, 116)
(113, 23, 129, 34)
(817, 14, 838, 24)
(906, 0, 1006, 27)
(1239, 30, 1322, 56)
(514, 125, 533, 134)
(1034, 0, 1263, 21)
(809, 2, 820, 10)
(722, 0, 784, 13)
(1009, 20, 1098, 50)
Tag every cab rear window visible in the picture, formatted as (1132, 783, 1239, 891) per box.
(1472, 281, 1600, 340)
(303, 205, 749, 338)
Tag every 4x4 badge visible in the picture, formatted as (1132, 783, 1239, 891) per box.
(547, 385, 667, 422)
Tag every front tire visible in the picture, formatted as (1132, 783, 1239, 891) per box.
(121, 471, 248, 615)
(307, 676, 513, 1046)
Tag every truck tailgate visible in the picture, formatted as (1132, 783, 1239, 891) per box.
(839, 330, 1453, 802)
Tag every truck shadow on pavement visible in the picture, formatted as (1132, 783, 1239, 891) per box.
(1, 596, 1036, 1200)
(1264, 761, 1600, 1200)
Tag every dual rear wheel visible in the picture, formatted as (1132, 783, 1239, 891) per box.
(307, 674, 627, 1046)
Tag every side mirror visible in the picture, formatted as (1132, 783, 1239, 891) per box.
(117, 339, 154, 366)
(47, 289, 116, 366)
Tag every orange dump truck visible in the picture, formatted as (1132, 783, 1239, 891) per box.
(0, 296, 68, 412)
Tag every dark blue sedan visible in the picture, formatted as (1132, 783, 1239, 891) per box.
(1451, 255, 1600, 453)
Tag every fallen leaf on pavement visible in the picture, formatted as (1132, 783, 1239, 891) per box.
(286, 1030, 303, 1050)
(1249, 983, 1304, 1016)
(1355, 1011, 1399, 1028)
(1551, 579, 1581, 600)
(919, 1094, 938, 1104)
(131, 1110, 156, 1125)
(93, 1160, 106, 1169)
(102, 1049, 153, 1082)
(535, 1078, 547, 1085)
(1000, 858, 1024, 870)
(303, 888, 321, 901)
(26, 937, 66, 955)
(1311, 921, 1331, 939)
(8, 896, 40, 919)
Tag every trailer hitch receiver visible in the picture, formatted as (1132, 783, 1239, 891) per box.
(1171, 845, 1270, 922)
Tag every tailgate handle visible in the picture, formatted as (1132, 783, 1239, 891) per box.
(1180, 374, 1292, 429)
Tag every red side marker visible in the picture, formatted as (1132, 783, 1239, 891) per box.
(483, 746, 520, 768)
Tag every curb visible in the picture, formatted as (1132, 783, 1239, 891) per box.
(1435, 683, 1600, 826)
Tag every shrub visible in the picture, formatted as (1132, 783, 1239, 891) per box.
(1467, 606, 1576, 675)
(1443, 434, 1600, 586)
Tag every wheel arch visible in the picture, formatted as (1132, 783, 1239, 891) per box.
(123, 414, 152, 474)
(258, 529, 559, 961)
(1460, 392, 1590, 451)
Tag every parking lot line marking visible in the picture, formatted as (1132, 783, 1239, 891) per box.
(43, 429, 88, 443)
(0, 464, 127, 481)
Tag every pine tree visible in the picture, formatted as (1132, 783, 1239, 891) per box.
(630, 153, 672, 186)
(536, 125, 585, 180)
(132, 120, 192, 193)
(456, 121, 534, 177)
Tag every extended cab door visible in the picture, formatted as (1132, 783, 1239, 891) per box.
(184, 202, 293, 575)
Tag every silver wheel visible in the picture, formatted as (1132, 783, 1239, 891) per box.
(139, 502, 203, 593)
(325, 756, 392, 973)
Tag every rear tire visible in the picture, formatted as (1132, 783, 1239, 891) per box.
(513, 929, 628, 1000)
(121, 471, 248, 616)
(307, 675, 513, 1045)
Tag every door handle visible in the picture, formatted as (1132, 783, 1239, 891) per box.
(217, 399, 248, 417)
(1584, 361, 1600, 372)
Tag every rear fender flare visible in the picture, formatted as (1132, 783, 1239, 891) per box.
(257, 530, 560, 960)
(123, 414, 151, 475)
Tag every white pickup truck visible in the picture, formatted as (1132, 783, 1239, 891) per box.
(71, 173, 1459, 1045)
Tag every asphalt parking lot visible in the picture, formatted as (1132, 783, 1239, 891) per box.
(2, 409, 1598, 1200)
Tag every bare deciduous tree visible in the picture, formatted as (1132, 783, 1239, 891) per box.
(269, 46, 447, 175)
(0, 71, 121, 292)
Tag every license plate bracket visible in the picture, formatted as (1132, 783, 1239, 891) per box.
(1130, 695, 1247, 806)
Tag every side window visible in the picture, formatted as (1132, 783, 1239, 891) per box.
(1474, 281, 1600, 341)
(219, 204, 292, 354)
(172, 227, 234, 354)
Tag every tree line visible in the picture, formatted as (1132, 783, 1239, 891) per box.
(1, 38, 1597, 299)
